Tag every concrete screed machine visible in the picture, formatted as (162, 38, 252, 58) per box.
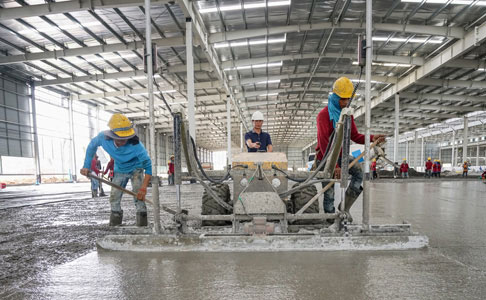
(97, 109, 428, 252)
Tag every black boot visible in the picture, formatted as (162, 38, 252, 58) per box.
(338, 186, 363, 223)
(109, 210, 123, 226)
(99, 188, 106, 197)
(92, 190, 98, 198)
(136, 211, 148, 227)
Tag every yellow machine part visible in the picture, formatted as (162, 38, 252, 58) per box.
(232, 152, 288, 170)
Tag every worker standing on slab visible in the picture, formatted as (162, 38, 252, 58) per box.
(104, 157, 114, 182)
(80, 113, 152, 227)
(245, 111, 273, 152)
(463, 161, 469, 177)
(90, 154, 101, 198)
(315, 77, 385, 220)
(437, 160, 441, 178)
(96, 156, 107, 197)
(432, 160, 438, 178)
(393, 162, 400, 179)
(168, 155, 175, 185)
(371, 158, 378, 180)
(425, 157, 433, 178)
(400, 159, 409, 178)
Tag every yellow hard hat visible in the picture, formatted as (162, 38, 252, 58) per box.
(106, 114, 135, 139)
(437, 160, 440, 162)
(372, 158, 376, 162)
(427, 157, 431, 160)
(403, 158, 407, 161)
(332, 77, 354, 98)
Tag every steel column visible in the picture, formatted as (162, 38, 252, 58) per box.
(30, 82, 41, 184)
(227, 96, 232, 165)
(452, 130, 456, 166)
(68, 96, 77, 183)
(463, 116, 468, 164)
(394, 93, 399, 163)
(145, 0, 156, 163)
(414, 131, 418, 169)
(363, 0, 372, 227)
(240, 122, 244, 152)
(421, 137, 424, 167)
(186, 18, 196, 141)
(477, 144, 480, 166)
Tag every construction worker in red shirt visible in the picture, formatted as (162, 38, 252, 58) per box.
(315, 77, 385, 221)
(432, 160, 438, 177)
(104, 157, 115, 181)
(425, 157, 433, 178)
(168, 155, 175, 185)
(463, 161, 469, 177)
(400, 159, 409, 178)
(371, 158, 378, 180)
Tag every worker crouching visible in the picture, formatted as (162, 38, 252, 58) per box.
(80, 113, 152, 227)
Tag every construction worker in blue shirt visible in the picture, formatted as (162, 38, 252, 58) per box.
(245, 111, 273, 152)
(80, 113, 152, 227)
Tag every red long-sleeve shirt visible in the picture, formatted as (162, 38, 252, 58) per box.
(104, 158, 114, 175)
(400, 163, 409, 173)
(90, 157, 100, 175)
(316, 107, 374, 161)
(371, 161, 377, 171)
(425, 161, 433, 170)
(168, 162, 174, 174)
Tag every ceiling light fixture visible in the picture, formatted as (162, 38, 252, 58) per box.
(199, 0, 291, 14)
(352, 61, 412, 68)
(214, 34, 286, 48)
(224, 61, 283, 71)
(372, 36, 444, 44)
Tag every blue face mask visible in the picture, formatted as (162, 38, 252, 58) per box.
(328, 93, 342, 128)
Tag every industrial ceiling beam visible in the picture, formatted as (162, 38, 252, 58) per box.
(0, 37, 184, 65)
(209, 22, 464, 43)
(399, 92, 486, 103)
(0, 0, 171, 20)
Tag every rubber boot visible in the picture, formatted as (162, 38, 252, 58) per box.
(338, 186, 363, 223)
(92, 190, 98, 198)
(99, 187, 106, 197)
(136, 212, 148, 227)
(109, 210, 123, 226)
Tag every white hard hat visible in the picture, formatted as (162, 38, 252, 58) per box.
(251, 111, 264, 121)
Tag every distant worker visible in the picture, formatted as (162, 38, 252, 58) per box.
(393, 162, 400, 179)
(90, 154, 101, 198)
(315, 77, 385, 221)
(432, 160, 438, 178)
(80, 113, 152, 227)
(400, 159, 409, 178)
(168, 155, 175, 185)
(481, 169, 486, 180)
(104, 157, 114, 182)
(245, 111, 273, 152)
(425, 157, 433, 178)
(437, 160, 441, 178)
(371, 158, 378, 180)
(463, 161, 469, 177)
(96, 156, 107, 196)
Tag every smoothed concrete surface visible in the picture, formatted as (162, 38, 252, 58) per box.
(2, 180, 486, 299)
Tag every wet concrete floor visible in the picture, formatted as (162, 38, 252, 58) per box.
(2, 179, 486, 299)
